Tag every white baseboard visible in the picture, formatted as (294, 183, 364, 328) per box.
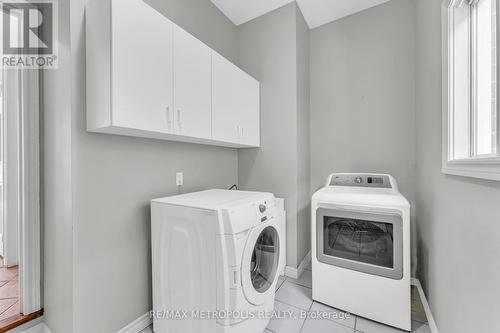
(284, 266, 297, 279)
(117, 312, 152, 333)
(285, 251, 311, 279)
(16, 322, 51, 333)
(411, 278, 439, 333)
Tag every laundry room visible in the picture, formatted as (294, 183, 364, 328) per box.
(1, 0, 499, 333)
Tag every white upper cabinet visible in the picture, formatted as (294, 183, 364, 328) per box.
(86, 0, 259, 148)
(240, 79, 260, 146)
(173, 26, 212, 139)
(212, 52, 240, 144)
(234, 66, 260, 147)
(111, 0, 174, 133)
(212, 52, 260, 147)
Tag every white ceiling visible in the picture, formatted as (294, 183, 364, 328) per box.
(296, 0, 391, 28)
(210, 0, 391, 29)
(210, 0, 294, 26)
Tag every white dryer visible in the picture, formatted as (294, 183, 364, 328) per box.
(311, 173, 411, 331)
(151, 189, 283, 333)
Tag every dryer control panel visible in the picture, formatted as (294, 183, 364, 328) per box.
(328, 174, 393, 189)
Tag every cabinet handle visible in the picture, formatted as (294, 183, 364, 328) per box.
(240, 127, 244, 137)
(236, 125, 240, 137)
(176, 109, 182, 131)
(166, 106, 171, 126)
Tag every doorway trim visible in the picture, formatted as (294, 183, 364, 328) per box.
(2, 66, 42, 316)
(18, 69, 41, 315)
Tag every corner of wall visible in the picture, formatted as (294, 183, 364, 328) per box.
(235, 3, 312, 269)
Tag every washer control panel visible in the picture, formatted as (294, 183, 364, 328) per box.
(329, 174, 392, 188)
(256, 200, 273, 223)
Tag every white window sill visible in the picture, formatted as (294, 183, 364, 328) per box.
(442, 157, 500, 181)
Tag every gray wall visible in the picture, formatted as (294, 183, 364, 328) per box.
(415, 1, 500, 332)
(310, 0, 416, 199)
(237, 3, 311, 268)
(144, 0, 238, 64)
(296, 8, 311, 264)
(309, 0, 417, 273)
(43, 0, 239, 332)
(237, 3, 298, 268)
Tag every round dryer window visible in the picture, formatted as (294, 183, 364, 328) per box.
(250, 226, 280, 293)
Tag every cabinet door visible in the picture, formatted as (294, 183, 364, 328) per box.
(173, 26, 212, 139)
(212, 52, 240, 143)
(111, 0, 174, 133)
(212, 52, 260, 146)
(238, 75, 260, 147)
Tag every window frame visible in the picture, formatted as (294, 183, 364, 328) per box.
(442, 0, 500, 181)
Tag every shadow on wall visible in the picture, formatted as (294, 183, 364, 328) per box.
(296, 203, 311, 262)
(445, 173, 500, 190)
(142, 201, 153, 300)
(417, 238, 429, 294)
(238, 148, 261, 188)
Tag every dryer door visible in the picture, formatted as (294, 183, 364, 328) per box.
(241, 221, 280, 305)
(316, 208, 403, 280)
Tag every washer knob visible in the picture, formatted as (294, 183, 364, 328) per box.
(355, 177, 363, 184)
(259, 204, 266, 213)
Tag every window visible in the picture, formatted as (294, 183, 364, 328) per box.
(442, 0, 500, 180)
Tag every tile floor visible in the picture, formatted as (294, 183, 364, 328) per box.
(0, 257, 20, 322)
(142, 263, 430, 333)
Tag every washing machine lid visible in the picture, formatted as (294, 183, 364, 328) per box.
(152, 189, 274, 210)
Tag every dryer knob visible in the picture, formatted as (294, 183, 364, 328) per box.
(259, 204, 266, 213)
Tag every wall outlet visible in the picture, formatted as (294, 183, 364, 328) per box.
(176, 172, 183, 186)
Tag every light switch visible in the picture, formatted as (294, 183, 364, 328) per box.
(176, 172, 183, 186)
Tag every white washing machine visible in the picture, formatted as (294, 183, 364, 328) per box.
(311, 173, 411, 331)
(151, 189, 283, 333)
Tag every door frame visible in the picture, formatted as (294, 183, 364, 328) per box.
(2, 64, 20, 268)
(1, 65, 42, 315)
(18, 69, 42, 315)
